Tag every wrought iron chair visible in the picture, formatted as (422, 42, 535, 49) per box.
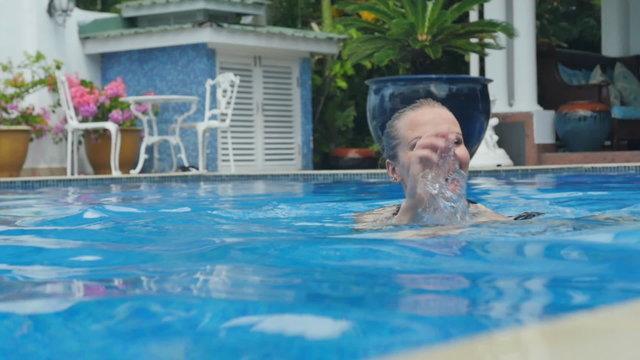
(56, 72, 122, 176)
(179, 72, 240, 172)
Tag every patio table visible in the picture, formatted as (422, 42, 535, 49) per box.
(122, 95, 198, 174)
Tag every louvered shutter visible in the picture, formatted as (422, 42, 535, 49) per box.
(218, 56, 259, 171)
(218, 54, 301, 172)
(260, 58, 300, 171)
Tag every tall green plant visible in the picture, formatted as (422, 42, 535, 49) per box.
(312, 56, 381, 168)
(337, 0, 516, 74)
(536, 0, 600, 52)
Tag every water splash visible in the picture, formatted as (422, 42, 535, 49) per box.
(418, 140, 469, 226)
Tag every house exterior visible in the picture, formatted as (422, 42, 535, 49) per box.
(475, 0, 639, 166)
(80, 0, 342, 173)
(1, 0, 637, 174)
(1, 0, 341, 174)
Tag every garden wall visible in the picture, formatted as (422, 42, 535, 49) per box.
(0, 0, 115, 174)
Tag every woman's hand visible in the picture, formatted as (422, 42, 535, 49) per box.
(395, 132, 460, 224)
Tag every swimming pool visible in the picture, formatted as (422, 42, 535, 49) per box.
(0, 167, 639, 359)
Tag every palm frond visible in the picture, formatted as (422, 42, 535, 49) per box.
(447, 0, 488, 22)
(373, 45, 406, 66)
(336, 17, 387, 34)
(342, 35, 401, 65)
(425, 44, 443, 59)
(424, 0, 445, 36)
(336, 0, 516, 73)
(386, 18, 415, 39)
(338, 0, 400, 24)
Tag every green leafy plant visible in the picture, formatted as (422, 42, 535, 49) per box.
(312, 52, 387, 168)
(337, 0, 516, 74)
(536, 0, 600, 52)
(0, 51, 62, 140)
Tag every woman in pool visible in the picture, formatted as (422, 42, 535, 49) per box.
(355, 99, 539, 229)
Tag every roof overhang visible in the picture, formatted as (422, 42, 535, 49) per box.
(119, 0, 269, 18)
(81, 23, 343, 56)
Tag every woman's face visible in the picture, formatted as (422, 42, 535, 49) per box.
(387, 106, 470, 184)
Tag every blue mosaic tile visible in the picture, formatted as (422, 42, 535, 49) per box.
(300, 57, 313, 170)
(2, 165, 640, 190)
(101, 45, 318, 173)
(102, 44, 217, 172)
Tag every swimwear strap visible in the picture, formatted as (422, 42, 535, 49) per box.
(513, 212, 544, 220)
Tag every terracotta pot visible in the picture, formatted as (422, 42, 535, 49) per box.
(330, 147, 380, 169)
(85, 128, 142, 175)
(0, 126, 31, 177)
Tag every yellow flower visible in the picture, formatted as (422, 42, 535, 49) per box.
(359, 11, 377, 22)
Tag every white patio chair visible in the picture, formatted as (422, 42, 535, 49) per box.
(56, 72, 122, 176)
(179, 72, 240, 172)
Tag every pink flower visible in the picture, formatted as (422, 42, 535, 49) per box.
(104, 77, 127, 99)
(68, 80, 100, 117)
(135, 103, 151, 113)
(37, 107, 51, 122)
(98, 95, 110, 106)
(65, 74, 81, 88)
(59, 73, 147, 129)
(122, 109, 134, 122)
(108, 109, 124, 124)
(52, 118, 67, 135)
(78, 103, 98, 118)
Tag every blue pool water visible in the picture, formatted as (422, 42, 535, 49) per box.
(1, 171, 640, 359)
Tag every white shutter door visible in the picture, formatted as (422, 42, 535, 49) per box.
(218, 56, 259, 172)
(217, 54, 301, 172)
(260, 58, 300, 171)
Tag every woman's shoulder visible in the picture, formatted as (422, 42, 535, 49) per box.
(353, 204, 400, 231)
(468, 202, 511, 222)
(469, 202, 544, 221)
(353, 200, 539, 231)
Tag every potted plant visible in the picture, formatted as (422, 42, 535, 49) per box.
(337, 0, 516, 155)
(54, 75, 151, 175)
(0, 52, 61, 177)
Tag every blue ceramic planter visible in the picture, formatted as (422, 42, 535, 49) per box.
(366, 75, 492, 156)
(555, 102, 612, 152)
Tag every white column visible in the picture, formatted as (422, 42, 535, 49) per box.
(469, 7, 480, 77)
(630, 2, 640, 55)
(602, 0, 630, 56)
(511, 0, 541, 111)
(484, 0, 511, 112)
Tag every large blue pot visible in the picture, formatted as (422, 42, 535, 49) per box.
(366, 75, 492, 156)
(555, 102, 612, 152)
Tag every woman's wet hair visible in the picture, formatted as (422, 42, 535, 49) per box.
(382, 99, 448, 162)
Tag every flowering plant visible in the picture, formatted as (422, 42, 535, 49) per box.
(69, 75, 149, 127)
(0, 51, 62, 140)
(51, 75, 154, 142)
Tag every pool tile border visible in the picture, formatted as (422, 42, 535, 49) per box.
(1, 163, 640, 189)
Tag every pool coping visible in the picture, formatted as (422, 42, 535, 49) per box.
(1, 162, 640, 189)
(381, 297, 640, 360)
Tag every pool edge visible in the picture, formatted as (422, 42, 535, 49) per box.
(379, 298, 640, 360)
(1, 162, 640, 189)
